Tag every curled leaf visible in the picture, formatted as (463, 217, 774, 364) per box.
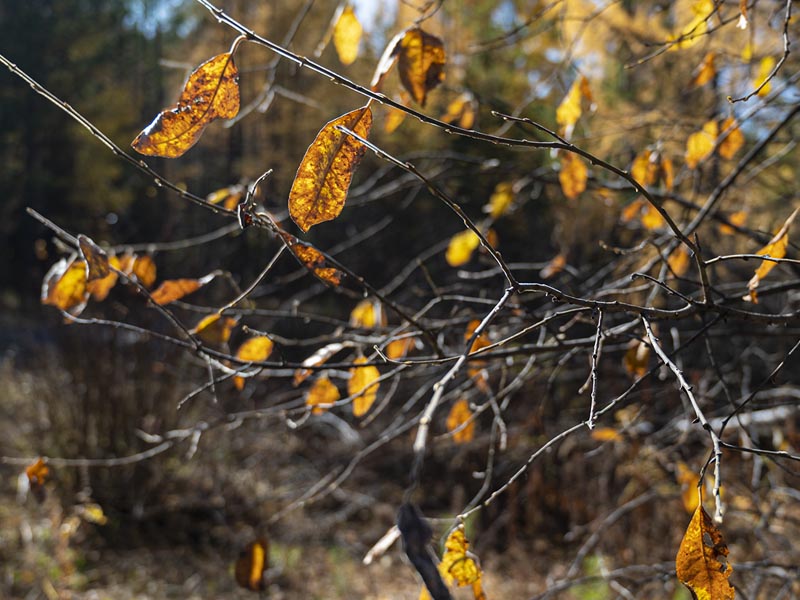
(446, 399, 475, 444)
(349, 356, 379, 417)
(333, 5, 362, 66)
(132, 52, 240, 158)
(439, 525, 486, 599)
(289, 105, 373, 231)
(397, 27, 446, 106)
(235, 538, 269, 592)
(676, 505, 735, 600)
(305, 376, 340, 415)
(150, 274, 214, 306)
(294, 342, 347, 386)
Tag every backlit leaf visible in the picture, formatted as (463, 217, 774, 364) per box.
(441, 92, 477, 130)
(446, 399, 475, 444)
(280, 232, 344, 286)
(690, 52, 717, 87)
(439, 525, 486, 599)
(540, 253, 567, 279)
(484, 182, 514, 219)
(754, 56, 776, 97)
(150, 274, 214, 305)
(384, 104, 407, 134)
(556, 75, 592, 137)
(234, 335, 274, 390)
(624, 340, 650, 378)
(446, 229, 481, 267)
(349, 356, 379, 417)
(718, 117, 744, 160)
(207, 184, 245, 210)
(132, 255, 157, 289)
(676, 462, 700, 514)
(77, 235, 110, 282)
(305, 376, 340, 415)
(289, 105, 373, 231)
(397, 27, 446, 106)
(132, 52, 240, 158)
(676, 505, 735, 600)
(370, 31, 404, 92)
(191, 314, 237, 345)
(718, 211, 747, 235)
(746, 207, 797, 303)
(333, 5, 362, 66)
(641, 203, 666, 230)
(235, 538, 269, 592)
(685, 120, 718, 169)
(631, 150, 659, 187)
(350, 298, 385, 329)
(87, 255, 120, 301)
(559, 152, 588, 199)
(25, 457, 49, 487)
(41, 258, 89, 317)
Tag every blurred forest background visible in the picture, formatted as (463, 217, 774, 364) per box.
(1, 0, 799, 598)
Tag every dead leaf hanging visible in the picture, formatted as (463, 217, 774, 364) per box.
(77, 235, 110, 282)
(87, 255, 121, 301)
(132, 52, 240, 158)
(280, 231, 344, 286)
(397, 27, 446, 106)
(289, 105, 373, 232)
(676, 505, 735, 600)
(439, 525, 487, 600)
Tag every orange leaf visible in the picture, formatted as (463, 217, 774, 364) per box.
(641, 203, 666, 230)
(676, 505, 735, 600)
(540, 253, 567, 279)
(718, 117, 744, 160)
(746, 207, 797, 302)
(132, 255, 157, 289)
(235, 538, 269, 591)
(280, 232, 344, 286)
(305, 376, 340, 415)
(623, 340, 650, 378)
(556, 75, 592, 137)
(718, 211, 747, 235)
(397, 27, 446, 106)
(77, 235, 110, 282)
(150, 274, 214, 305)
(591, 427, 622, 442)
(41, 258, 90, 316)
(676, 462, 701, 514)
(685, 120, 718, 169)
(25, 457, 49, 487)
(559, 152, 588, 200)
(385, 337, 414, 360)
(349, 356, 379, 417)
(289, 105, 373, 231)
(690, 52, 716, 87)
(631, 150, 659, 187)
(132, 53, 240, 158)
(465, 319, 491, 355)
(446, 399, 475, 444)
(191, 314, 237, 345)
(333, 5, 362, 66)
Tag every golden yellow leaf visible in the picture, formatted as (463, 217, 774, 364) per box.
(233, 335, 273, 390)
(150, 275, 213, 306)
(333, 5, 362, 66)
(676, 462, 700, 514)
(384, 105, 407, 134)
(556, 75, 592, 135)
(755, 56, 776, 97)
(206, 184, 244, 210)
(441, 92, 477, 130)
(747, 207, 797, 302)
(132, 255, 157, 289)
(559, 152, 588, 200)
(77, 503, 107, 525)
(631, 150, 658, 186)
(235, 538, 268, 592)
(87, 255, 120, 301)
(305, 376, 340, 415)
(349, 356, 379, 417)
(446, 229, 481, 267)
(132, 53, 240, 158)
(386, 337, 414, 360)
(718, 117, 744, 160)
(690, 52, 717, 87)
(289, 105, 373, 232)
(623, 340, 650, 378)
(191, 314, 237, 345)
(350, 299, 385, 329)
(485, 182, 514, 219)
(685, 120, 718, 169)
(77, 235, 110, 282)
(439, 526, 484, 597)
(718, 211, 747, 235)
(668, 246, 692, 277)
(591, 427, 622, 442)
(676, 505, 735, 600)
(41, 258, 89, 316)
(397, 27, 446, 106)
(641, 203, 666, 230)
(662, 157, 675, 190)
(280, 232, 344, 286)
(670, 0, 713, 50)
(446, 399, 475, 444)
(540, 253, 567, 279)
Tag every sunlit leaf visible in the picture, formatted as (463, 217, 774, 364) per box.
(559, 152, 588, 200)
(746, 207, 797, 303)
(621, 199, 645, 223)
(676, 462, 700, 514)
(386, 337, 414, 360)
(446, 399, 475, 444)
(207, 184, 245, 210)
(305, 376, 340, 415)
(191, 314, 237, 345)
(540, 253, 566, 279)
(349, 356, 379, 417)
(446, 229, 481, 267)
(234, 335, 274, 390)
(333, 5, 362, 66)
(439, 525, 486, 600)
(441, 92, 477, 130)
(641, 203, 666, 230)
(87, 255, 120, 301)
(294, 342, 347, 386)
(668, 246, 692, 277)
(397, 27, 446, 106)
(370, 30, 404, 92)
(591, 427, 622, 442)
(235, 538, 269, 592)
(556, 75, 592, 137)
(623, 340, 650, 378)
(754, 56, 776, 97)
(676, 505, 735, 600)
(289, 105, 373, 231)
(718, 211, 747, 235)
(132, 52, 240, 158)
(685, 120, 718, 169)
(690, 52, 716, 87)
(77, 235, 110, 282)
(484, 181, 514, 219)
(132, 255, 157, 289)
(631, 150, 659, 187)
(41, 258, 89, 317)
(280, 231, 344, 286)
(718, 117, 744, 160)
(150, 274, 214, 306)
(350, 298, 385, 329)
(670, 0, 713, 50)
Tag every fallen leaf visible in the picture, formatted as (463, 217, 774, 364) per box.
(132, 52, 240, 158)
(191, 314, 237, 345)
(685, 120, 718, 169)
(349, 356, 379, 417)
(559, 152, 588, 199)
(305, 376, 340, 415)
(289, 105, 373, 231)
(397, 27, 446, 106)
(484, 182, 514, 219)
(41, 259, 89, 317)
(446, 229, 481, 267)
(280, 232, 344, 286)
(676, 505, 735, 600)
(446, 399, 475, 444)
(718, 117, 744, 160)
(235, 538, 269, 592)
(746, 207, 797, 302)
(333, 4, 362, 65)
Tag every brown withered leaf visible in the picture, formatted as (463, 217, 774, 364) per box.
(349, 356, 379, 417)
(280, 231, 344, 286)
(77, 235, 110, 282)
(746, 207, 797, 303)
(150, 274, 215, 306)
(305, 376, 340, 415)
(132, 53, 240, 158)
(446, 399, 475, 444)
(676, 505, 735, 600)
(397, 27, 446, 106)
(41, 258, 90, 317)
(559, 152, 588, 200)
(235, 538, 269, 592)
(333, 4, 362, 66)
(191, 314, 237, 345)
(289, 105, 373, 232)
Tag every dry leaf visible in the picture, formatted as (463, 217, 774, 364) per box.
(484, 182, 514, 219)
(718, 117, 744, 160)
(333, 5, 362, 66)
(132, 255, 157, 288)
(559, 152, 588, 199)
(718, 211, 747, 235)
(87, 255, 120, 301)
(439, 525, 487, 600)
(132, 53, 240, 158)
(746, 208, 797, 302)
(349, 356, 379, 417)
(676, 462, 700, 514)
(446, 399, 475, 444)
(235, 538, 269, 592)
(305, 376, 340, 415)
(289, 105, 373, 232)
(446, 229, 481, 267)
(690, 52, 717, 87)
(676, 505, 735, 600)
(397, 27, 446, 106)
(624, 340, 650, 378)
(191, 314, 237, 345)
(754, 56, 776, 97)
(41, 259, 89, 317)
(25, 457, 50, 503)
(350, 298, 385, 328)
(234, 336, 274, 390)
(370, 31, 404, 92)
(685, 120, 718, 169)
(280, 232, 344, 286)
(661, 157, 675, 190)
(294, 342, 347, 386)
(77, 235, 110, 282)
(668, 246, 692, 277)
(150, 274, 214, 306)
